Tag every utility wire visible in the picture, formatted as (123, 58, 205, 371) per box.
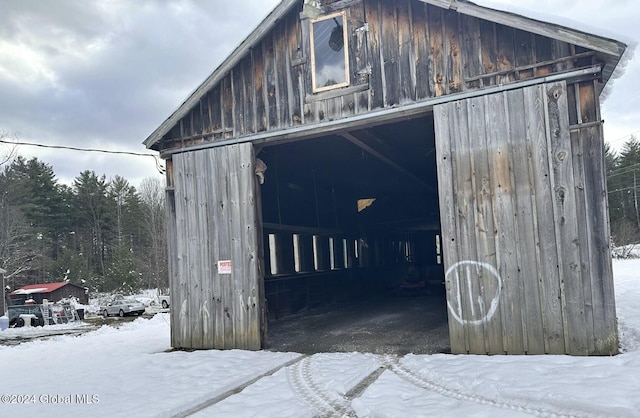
(606, 129, 640, 147)
(0, 139, 165, 174)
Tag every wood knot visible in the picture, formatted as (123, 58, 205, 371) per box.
(556, 150, 568, 161)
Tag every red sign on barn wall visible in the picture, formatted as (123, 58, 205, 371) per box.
(218, 260, 232, 274)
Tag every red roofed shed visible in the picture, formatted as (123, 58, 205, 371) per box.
(10, 282, 88, 306)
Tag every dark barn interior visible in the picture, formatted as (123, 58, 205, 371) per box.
(258, 114, 451, 354)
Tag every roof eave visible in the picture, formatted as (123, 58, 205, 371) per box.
(422, 0, 625, 56)
(143, 0, 301, 150)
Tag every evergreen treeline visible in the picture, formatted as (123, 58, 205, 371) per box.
(1, 135, 637, 294)
(0, 155, 168, 294)
(607, 136, 640, 251)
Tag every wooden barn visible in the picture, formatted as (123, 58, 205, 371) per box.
(144, 0, 628, 355)
(10, 282, 89, 306)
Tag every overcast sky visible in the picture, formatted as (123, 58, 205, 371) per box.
(0, 0, 637, 188)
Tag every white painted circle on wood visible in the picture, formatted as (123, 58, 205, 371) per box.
(445, 260, 502, 326)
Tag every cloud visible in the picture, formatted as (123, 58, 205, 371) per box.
(0, 0, 637, 184)
(0, 0, 279, 186)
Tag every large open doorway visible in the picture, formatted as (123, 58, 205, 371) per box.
(257, 113, 448, 354)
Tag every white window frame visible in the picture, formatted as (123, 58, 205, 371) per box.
(310, 11, 350, 93)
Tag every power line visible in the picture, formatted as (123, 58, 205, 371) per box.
(607, 129, 640, 147)
(0, 139, 165, 174)
(607, 162, 640, 178)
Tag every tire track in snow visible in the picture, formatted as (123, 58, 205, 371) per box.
(382, 355, 600, 418)
(167, 355, 304, 418)
(286, 355, 356, 417)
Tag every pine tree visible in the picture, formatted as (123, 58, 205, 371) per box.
(608, 136, 640, 245)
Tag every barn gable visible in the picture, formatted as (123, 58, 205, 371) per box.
(144, 0, 626, 153)
(146, 0, 627, 355)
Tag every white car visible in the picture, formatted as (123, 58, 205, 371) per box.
(101, 299, 146, 317)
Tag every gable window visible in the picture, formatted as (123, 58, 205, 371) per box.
(310, 11, 350, 93)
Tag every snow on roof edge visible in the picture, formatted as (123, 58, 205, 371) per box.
(469, 0, 635, 100)
(471, 0, 633, 46)
(602, 41, 636, 101)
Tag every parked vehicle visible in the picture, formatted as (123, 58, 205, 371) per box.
(159, 295, 170, 309)
(7, 305, 46, 327)
(8, 302, 81, 327)
(101, 299, 146, 317)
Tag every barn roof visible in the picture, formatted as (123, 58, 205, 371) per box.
(143, 0, 628, 150)
(10, 282, 81, 295)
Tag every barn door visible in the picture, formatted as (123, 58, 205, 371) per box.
(434, 82, 603, 355)
(170, 143, 264, 350)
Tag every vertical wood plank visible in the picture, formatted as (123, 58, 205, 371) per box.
(428, 5, 445, 97)
(412, 1, 431, 100)
(380, 0, 398, 106)
(254, 152, 268, 347)
(535, 35, 554, 76)
(349, 0, 371, 112)
(275, 23, 289, 128)
(444, 9, 462, 94)
(215, 147, 235, 349)
(178, 153, 195, 349)
(227, 145, 243, 348)
(203, 151, 216, 349)
(451, 100, 484, 354)
(209, 148, 226, 349)
(232, 68, 244, 137)
(553, 40, 573, 73)
(506, 88, 545, 354)
(202, 150, 219, 349)
(523, 84, 565, 354)
(570, 128, 597, 354)
(460, 14, 482, 89)
(479, 20, 497, 87)
(193, 99, 203, 137)
(300, 15, 315, 123)
(190, 152, 207, 349)
(172, 156, 185, 348)
(434, 101, 466, 353)
(514, 30, 534, 79)
(253, 43, 267, 132)
(242, 54, 255, 134)
(263, 34, 278, 129)
(286, 13, 303, 125)
(580, 123, 618, 354)
(495, 24, 515, 84)
(203, 93, 213, 135)
(545, 81, 588, 355)
(486, 91, 525, 354)
(165, 187, 179, 348)
(210, 86, 222, 134)
(467, 96, 500, 354)
(222, 75, 234, 138)
(365, 0, 384, 109)
(240, 144, 262, 349)
(396, 0, 414, 102)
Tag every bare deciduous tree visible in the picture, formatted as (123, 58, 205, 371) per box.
(138, 177, 168, 290)
(0, 131, 18, 168)
(0, 192, 38, 287)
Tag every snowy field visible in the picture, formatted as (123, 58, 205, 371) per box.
(1, 259, 639, 417)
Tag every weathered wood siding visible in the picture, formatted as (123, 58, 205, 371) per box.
(434, 81, 617, 355)
(157, 0, 594, 151)
(169, 144, 262, 350)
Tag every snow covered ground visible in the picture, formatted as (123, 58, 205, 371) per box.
(1, 259, 639, 417)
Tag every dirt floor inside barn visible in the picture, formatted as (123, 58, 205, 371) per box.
(265, 293, 451, 355)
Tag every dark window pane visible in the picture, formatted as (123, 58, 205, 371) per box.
(311, 13, 349, 92)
